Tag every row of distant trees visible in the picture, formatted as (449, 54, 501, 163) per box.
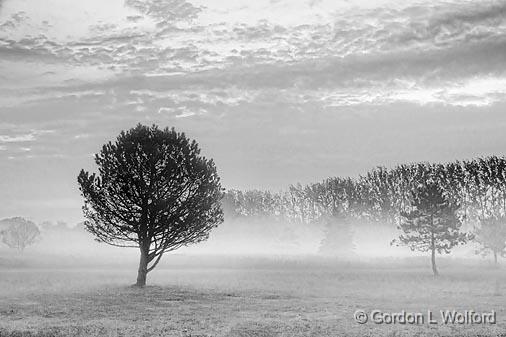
(224, 157, 506, 224)
(223, 156, 506, 275)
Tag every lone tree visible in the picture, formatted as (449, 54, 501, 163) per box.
(78, 124, 224, 287)
(0, 217, 40, 251)
(474, 216, 506, 266)
(392, 180, 469, 277)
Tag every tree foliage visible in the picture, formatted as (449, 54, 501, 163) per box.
(393, 181, 470, 276)
(0, 217, 40, 251)
(317, 215, 355, 256)
(394, 181, 469, 251)
(78, 124, 223, 286)
(225, 156, 506, 225)
(474, 216, 506, 264)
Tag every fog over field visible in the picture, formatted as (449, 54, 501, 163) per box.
(1, 218, 480, 261)
(2, 0, 506, 336)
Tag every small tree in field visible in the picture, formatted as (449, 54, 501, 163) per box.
(474, 216, 506, 266)
(0, 217, 40, 251)
(78, 124, 223, 287)
(392, 180, 470, 277)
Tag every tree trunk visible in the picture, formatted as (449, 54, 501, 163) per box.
(136, 245, 149, 287)
(430, 226, 438, 277)
(431, 247, 439, 277)
(494, 251, 498, 267)
(429, 217, 439, 278)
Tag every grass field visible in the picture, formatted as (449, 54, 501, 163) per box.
(0, 256, 505, 337)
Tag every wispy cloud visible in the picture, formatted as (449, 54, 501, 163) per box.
(3, 0, 506, 102)
(0, 129, 54, 144)
(0, 134, 36, 143)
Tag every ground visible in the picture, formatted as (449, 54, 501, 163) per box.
(0, 256, 505, 337)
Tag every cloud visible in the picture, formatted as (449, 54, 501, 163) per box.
(0, 129, 54, 144)
(318, 76, 506, 107)
(125, 0, 201, 24)
(73, 133, 91, 140)
(2, 0, 506, 110)
(0, 134, 36, 143)
(0, 11, 28, 31)
(2, 0, 506, 146)
(158, 106, 205, 118)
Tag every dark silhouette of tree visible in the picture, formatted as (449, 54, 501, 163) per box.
(474, 216, 506, 266)
(78, 124, 223, 287)
(393, 180, 470, 277)
(0, 217, 40, 251)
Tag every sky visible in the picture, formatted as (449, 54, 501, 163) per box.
(1, 0, 506, 224)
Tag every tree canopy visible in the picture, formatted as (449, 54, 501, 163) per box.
(0, 217, 40, 251)
(475, 216, 506, 265)
(223, 156, 506, 227)
(393, 181, 470, 276)
(78, 124, 223, 286)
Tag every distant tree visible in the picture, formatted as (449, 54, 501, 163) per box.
(78, 124, 223, 287)
(0, 217, 40, 251)
(39, 220, 69, 231)
(318, 215, 355, 257)
(474, 216, 506, 266)
(221, 190, 242, 220)
(392, 181, 470, 277)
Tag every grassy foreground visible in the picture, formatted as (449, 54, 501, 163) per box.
(0, 257, 505, 337)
